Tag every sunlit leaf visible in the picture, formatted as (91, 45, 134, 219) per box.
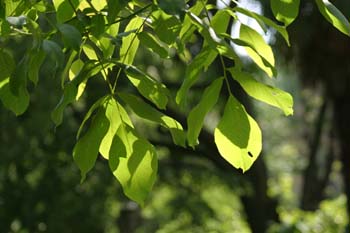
(120, 16, 143, 65)
(125, 66, 169, 109)
(315, 0, 350, 36)
(214, 96, 262, 172)
(109, 124, 157, 205)
(229, 68, 293, 116)
(239, 24, 276, 77)
(271, 0, 300, 26)
(138, 31, 169, 58)
(187, 77, 223, 147)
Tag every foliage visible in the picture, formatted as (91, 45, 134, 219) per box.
(0, 0, 349, 204)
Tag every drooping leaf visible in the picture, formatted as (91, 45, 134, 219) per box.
(51, 62, 103, 126)
(187, 77, 223, 147)
(0, 49, 15, 82)
(125, 66, 169, 109)
(214, 96, 262, 172)
(119, 92, 186, 147)
(176, 46, 217, 107)
(229, 68, 293, 116)
(239, 24, 276, 77)
(271, 0, 300, 26)
(42, 39, 64, 70)
(0, 77, 29, 116)
(90, 14, 105, 38)
(27, 48, 46, 85)
(315, 0, 350, 36)
(109, 124, 157, 205)
(233, 7, 290, 46)
(58, 24, 82, 51)
(119, 16, 143, 65)
(73, 107, 110, 182)
(99, 97, 130, 159)
(107, 0, 128, 23)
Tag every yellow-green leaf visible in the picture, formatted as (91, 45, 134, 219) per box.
(271, 0, 300, 26)
(214, 96, 262, 172)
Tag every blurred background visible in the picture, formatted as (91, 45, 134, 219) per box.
(1, 0, 350, 232)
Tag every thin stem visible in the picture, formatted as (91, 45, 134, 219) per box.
(220, 55, 233, 96)
(107, 4, 152, 26)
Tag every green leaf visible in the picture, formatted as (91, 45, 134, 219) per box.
(233, 7, 290, 46)
(138, 31, 169, 58)
(77, 95, 109, 140)
(28, 48, 46, 85)
(109, 124, 157, 205)
(42, 39, 64, 70)
(51, 62, 103, 126)
(187, 77, 223, 147)
(53, 0, 80, 23)
(69, 59, 86, 100)
(176, 46, 217, 107)
(271, 0, 300, 26)
(58, 24, 82, 51)
(157, 0, 185, 16)
(125, 66, 169, 109)
(119, 16, 143, 65)
(107, 0, 128, 23)
(315, 0, 350, 36)
(0, 49, 15, 82)
(119, 92, 186, 147)
(99, 97, 130, 159)
(152, 10, 181, 45)
(0, 77, 29, 116)
(229, 68, 293, 116)
(90, 14, 105, 38)
(214, 96, 262, 172)
(73, 107, 110, 182)
(239, 24, 276, 77)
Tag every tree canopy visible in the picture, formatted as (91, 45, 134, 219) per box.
(0, 0, 349, 205)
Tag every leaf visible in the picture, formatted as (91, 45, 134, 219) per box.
(229, 68, 293, 116)
(315, 0, 350, 36)
(119, 92, 186, 147)
(27, 48, 46, 85)
(109, 124, 157, 205)
(176, 46, 217, 107)
(77, 95, 109, 139)
(152, 10, 181, 45)
(58, 24, 82, 51)
(157, 0, 185, 16)
(239, 24, 276, 77)
(233, 7, 290, 46)
(42, 39, 64, 70)
(0, 77, 29, 116)
(6, 15, 27, 26)
(69, 59, 86, 100)
(99, 97, 129, 159)
(107, 0, 128, 23)
(214, 96, 262, 172)
(90, 14, 105, 38)
(51, 62, 103, 126)
(73, 107, 110, 182)
(0, 49, 15, 82)
(187, 77, 223, 147)
(54, 0, 80, 23)
(271, 0, 300, 26)
(119, 16, 143, 65)
(138, 31, 169, 58)
(125, 66, 169, 109)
